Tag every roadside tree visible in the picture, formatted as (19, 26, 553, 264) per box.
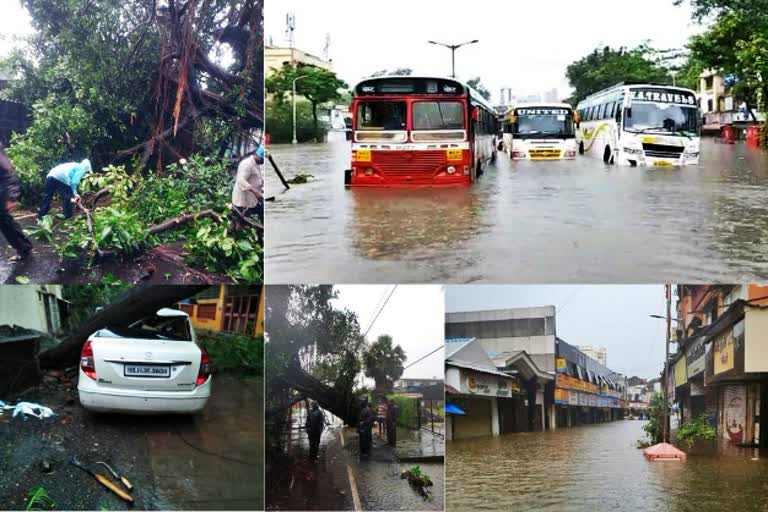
(363, 334, 406, 393)
(265, 64, 348, 140)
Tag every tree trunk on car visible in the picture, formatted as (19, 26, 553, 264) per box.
(39, 285, 210, 369)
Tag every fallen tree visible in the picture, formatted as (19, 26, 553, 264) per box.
(39, 285, 209, 369)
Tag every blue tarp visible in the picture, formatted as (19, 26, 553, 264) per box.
(445, 403, 465, 415)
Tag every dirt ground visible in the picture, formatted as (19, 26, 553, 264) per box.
(0, 373, 263, 510)
(0, 211, 231, 285)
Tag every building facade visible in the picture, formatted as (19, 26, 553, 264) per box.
(446, 307, 627, 436)
(674, 285, 768, 450)
(0, 285, 66, 335)
(179, 285, 264, 337)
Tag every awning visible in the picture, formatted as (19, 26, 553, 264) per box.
(445, 403, 466, 415)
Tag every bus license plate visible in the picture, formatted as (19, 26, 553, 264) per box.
(446, 149, 463, 161)
(653, 160, 673, 167)
(355, 149, 371, 162)
(125, 364, 170, 378)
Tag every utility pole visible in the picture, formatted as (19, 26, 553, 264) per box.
(662, 284, 671, 443)
(292, 75, 308, 144)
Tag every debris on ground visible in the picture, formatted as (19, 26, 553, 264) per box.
(24, 486, 56, 510)
(1, 402, 55, 420)
(401, 465, 434, 499)
(287, 172, 313, 184)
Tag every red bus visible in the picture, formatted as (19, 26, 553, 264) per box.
(344, 76, 498, 187)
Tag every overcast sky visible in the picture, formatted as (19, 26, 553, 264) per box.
(446, 285, 668, 380)
(265, 0, 701, 101)
(332, 285, 444, 381)
(0, 2, 32, 59)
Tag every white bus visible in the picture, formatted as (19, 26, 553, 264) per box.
(575, 83, 701, 167)
(500, 103, 577, 160)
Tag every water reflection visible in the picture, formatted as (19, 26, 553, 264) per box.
(447, 420, 768, 512)
(266, 137, 768, 284)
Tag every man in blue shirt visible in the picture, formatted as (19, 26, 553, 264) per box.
(38, 159, 92, 219)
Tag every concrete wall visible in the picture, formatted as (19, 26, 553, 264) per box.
(0, 286, 62, 334)
(745, 308, 768, 373)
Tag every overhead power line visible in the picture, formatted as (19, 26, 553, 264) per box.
(403, 344, 444, 371)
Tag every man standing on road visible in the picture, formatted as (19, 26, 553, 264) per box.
(305, 401, 325, 462)
(386, 398, 399, 447)
(0, 143, 33, 261)
(231, 145, 264, 227)
(376, 397, 388, 438)
(358, 396, 374, 458)
(38, 158, 92, 220)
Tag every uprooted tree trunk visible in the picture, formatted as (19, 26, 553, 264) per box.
(115, 0, 264, 172)
(274, 358, 359, 427)
(39, 285, 209, 369)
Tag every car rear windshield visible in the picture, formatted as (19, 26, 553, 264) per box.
(103, 314, 192, 341)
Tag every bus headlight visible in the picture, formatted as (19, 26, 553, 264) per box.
(463, 166, 470, 175)
(683, 150, 699, 159)
(446, 165, 456, 174)
(623, 146, 643, 155)
(364, 167, 374, 176)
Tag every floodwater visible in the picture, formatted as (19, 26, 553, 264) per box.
(447, 420, 768, 512)
(266, 135, 768, 283)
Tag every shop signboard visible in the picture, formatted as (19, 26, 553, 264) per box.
(556, 357, 567, 373)
(674, 355, 688, 388)
(578, 393, 589, 406)
(568, 391, 579, 406)
(714, 330, 735, 375)
(464, 371, 522, 397)
(686, 336, 706, 377)
(554, 388, 569, 404)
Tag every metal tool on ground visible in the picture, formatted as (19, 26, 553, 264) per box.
(96, 461, 134, 492)
(70, 457, 134, 504)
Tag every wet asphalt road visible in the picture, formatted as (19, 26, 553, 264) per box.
(0, 374, 262, 511)
(266, 135, 768, 284)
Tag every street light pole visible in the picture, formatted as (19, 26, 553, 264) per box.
(663, 284, 672, 443)
(427, 39, 479, 78)
(292, 75, 308, 145)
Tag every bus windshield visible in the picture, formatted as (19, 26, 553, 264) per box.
(624, 103, 699, 136)
(412, 101, 465, 130)
(356, 101, 406, 131)
(514, 110, 574, 139)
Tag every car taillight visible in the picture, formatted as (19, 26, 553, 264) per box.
(196, 349, 211, 386)
(80, 340, 96, 380)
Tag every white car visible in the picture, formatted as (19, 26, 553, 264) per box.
(78, 308, 212, 414)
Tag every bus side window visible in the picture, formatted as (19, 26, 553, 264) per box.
(598, 103, 606, 119)
(607, 103, 615, 119)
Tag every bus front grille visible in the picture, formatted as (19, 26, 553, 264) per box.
(642, 143, 684, 159)
(373, 151, 447, 176)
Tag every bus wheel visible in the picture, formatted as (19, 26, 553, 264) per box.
(603, 146, 613, 164)
(579, 142, 584, 155)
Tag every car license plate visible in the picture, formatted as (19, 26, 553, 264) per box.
(653, 160, 673, 167)
(446, 149, 463, 160)
(355, 149, 371, 162)
(124, 364, 171, 378)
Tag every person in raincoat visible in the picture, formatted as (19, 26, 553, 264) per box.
(231, 145, 264, 227)
(0, 143, 32, 261)
(38, 159, 92, 220)
(358, 396, 374, 458)
(386, 398, 399, 447)
(305, 401, 325, 461)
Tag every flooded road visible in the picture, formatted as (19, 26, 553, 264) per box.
(447, 420, 768, 511)
(266, 135, 768, 283)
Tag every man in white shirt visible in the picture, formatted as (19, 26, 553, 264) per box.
(232, 145, 264, 227)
